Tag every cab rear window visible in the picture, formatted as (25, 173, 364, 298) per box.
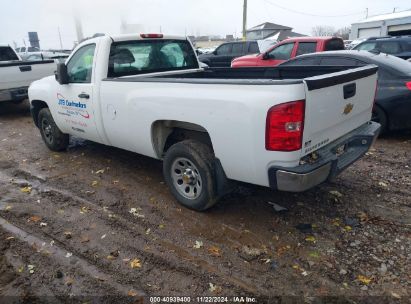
(324, 39, 344, 51)
(108, 39, 199, 77)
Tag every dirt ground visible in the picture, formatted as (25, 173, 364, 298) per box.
(0, 101, 410, 304)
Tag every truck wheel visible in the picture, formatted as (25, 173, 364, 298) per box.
(372, 106, 388, 135)
(163, 140, 218, 211)
(38, 108, 69, 151)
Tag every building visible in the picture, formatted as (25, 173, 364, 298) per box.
(28, 32, 40, 49)
(350, 10, 411, 39)
(246, 22, 306, 41)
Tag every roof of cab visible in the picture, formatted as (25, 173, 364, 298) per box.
(111, 33, 187, 42)
(281, 36, 342, 43)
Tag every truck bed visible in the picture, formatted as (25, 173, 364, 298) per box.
(104, 66, 364, 85)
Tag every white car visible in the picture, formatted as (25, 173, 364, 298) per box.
(28, 33, 380, 211)
(0, 45, 57, 103)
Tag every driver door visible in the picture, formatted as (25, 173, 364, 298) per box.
(52, 43, 100, 142)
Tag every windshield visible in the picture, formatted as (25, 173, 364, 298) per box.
(108, 39, 199, 77)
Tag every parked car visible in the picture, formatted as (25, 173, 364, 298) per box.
(0, 44, 57, 103)
(16, 46, 69, 61)
(26, 53, 69, 62)
(198, 41, 260, 67)
(231, 37, 345, 67)
(28, 33, 379, 211)
(353, 36, 411, 60)
(15, 46, 41, 59)
(347, 38, 367, 49)
(279, 50, 411, 133)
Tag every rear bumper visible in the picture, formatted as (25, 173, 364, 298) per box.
(268, 121, 380, 192)
(0, 87, 28, 102)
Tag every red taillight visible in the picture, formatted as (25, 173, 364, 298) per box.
(266, 100, 305, 151)
(406, 81, 411, 91)
(140, 33, 163, 38)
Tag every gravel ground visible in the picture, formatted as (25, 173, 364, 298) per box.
(0, 101, 410, 304)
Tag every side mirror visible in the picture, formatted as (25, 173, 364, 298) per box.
(55, 62, 69, 85)
(213, 50, 218, 55)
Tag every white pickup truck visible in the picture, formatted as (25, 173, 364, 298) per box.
(0, 44, 56, 103)
(28, 34, 380, 211)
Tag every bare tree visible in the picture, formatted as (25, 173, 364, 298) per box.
(311, 25, 336, 36)
(334, 27, 351, 40)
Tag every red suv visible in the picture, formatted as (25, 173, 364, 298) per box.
(231, 37, 344, 67)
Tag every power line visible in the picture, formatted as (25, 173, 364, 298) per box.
(262, 0, 364, 17)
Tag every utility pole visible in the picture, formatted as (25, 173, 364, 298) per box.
(58, 27, 63, 49)
(365, 8, 368, 19)
(242, 0, 247, 41)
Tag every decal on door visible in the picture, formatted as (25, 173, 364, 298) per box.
(57, 93, 90, 119)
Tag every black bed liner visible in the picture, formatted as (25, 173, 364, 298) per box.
(103, 65, 378, 87)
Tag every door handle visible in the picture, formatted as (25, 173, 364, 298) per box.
(343, 83, 356, 99)
(78, 93, 90, 99)
(19, 65, 32, 72)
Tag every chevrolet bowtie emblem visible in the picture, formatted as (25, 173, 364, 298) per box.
(343, 103, 354, 115)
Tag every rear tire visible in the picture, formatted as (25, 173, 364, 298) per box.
(371, 106, 388, 135)
(38, 108, 69, 151)
(163, 140, 218, 211)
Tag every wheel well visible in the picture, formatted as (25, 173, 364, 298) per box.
(151, 120, 213, 158)
(31, 100, 49, 127)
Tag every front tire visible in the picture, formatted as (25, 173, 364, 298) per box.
(38, 108, 69, 151)
(163, 140, 218, 211)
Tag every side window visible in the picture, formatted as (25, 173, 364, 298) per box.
(282, 57, 318, 66)
(216, 44, 232, 55)
(268, 43, 295, 60)
(66, 44, 96, 83)
(231, 43, 244, 55)
(356, 42, 377, 51)
(319, 57, 360, 66)
(379, 42, 401, 54)
(248, 42, 259, 53)
(296, 42, 317, 56)
(160, 43, 188, 67)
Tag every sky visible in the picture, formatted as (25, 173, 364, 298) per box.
(0, 0, 410, 49)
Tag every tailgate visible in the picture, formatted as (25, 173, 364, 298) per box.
(301, 65, 378, 156)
